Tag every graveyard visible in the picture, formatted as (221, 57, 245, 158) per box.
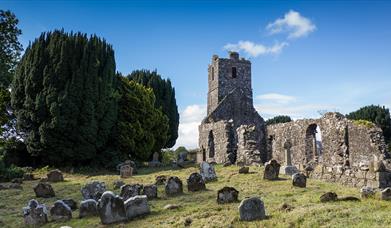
(1, 164, 391, 227)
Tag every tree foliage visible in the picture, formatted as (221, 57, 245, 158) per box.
(11, 30, 118, 167)
(346, 105, 391, 143)
(0, 10, 22, 89)
(128, 70, 179, 148)
(266, 115, 292, 125)
(113, 76, 169, 161)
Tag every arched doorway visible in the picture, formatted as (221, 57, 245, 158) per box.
(208, 130, 215, 158)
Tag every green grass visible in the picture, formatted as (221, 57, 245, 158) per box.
(1, 165, 391, 228)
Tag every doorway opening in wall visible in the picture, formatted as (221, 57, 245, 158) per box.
(202, 147, 206, 161)
(208, 130, 215, 158)
(305, 124, 322, 163)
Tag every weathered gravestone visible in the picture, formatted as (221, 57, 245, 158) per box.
(217, 187, 239, 204)
(120, 164, 133, 178)
(81, 181, 106, 201)
(292, 173, 307, 188)
(263, 159, 281, 180)
(79, 199, 98, 218)
(320, 192, 338, 202)
(238, 197, 266, 221)
(120, 184, 143, 201)
(280, 141, 299, 175)
(187, 173, 206, 192)
(124, 195, 151, 220)
(47, 169, 64, 182)
(200, 161, 217, 182)
(50, 200, 72, 221)
(149, 152, 162, 167)
(23, 199, 48, 226)
(165, 176, 183, 196)
(142, 184, 158, 199)
(62, 199, 78, 211)
(34, 182, 55, 198)
(97, 191, 126, 224)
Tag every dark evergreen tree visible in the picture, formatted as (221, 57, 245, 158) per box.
(113, 76, 169, 161)
(11, 30, 118, 166)
(347, 105, 391, 143)
(128, 70, 179, 148)
(266, 115, 292, 125)
(0, 10, 22, 89)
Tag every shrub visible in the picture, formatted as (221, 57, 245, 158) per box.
(353, 119, 376, 128)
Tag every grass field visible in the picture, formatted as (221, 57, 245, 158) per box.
(1, 165, 390, 228)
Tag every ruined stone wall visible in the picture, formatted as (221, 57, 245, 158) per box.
(266, 112, 391, 188)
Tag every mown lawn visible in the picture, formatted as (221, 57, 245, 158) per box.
(0, 165, 390, 228)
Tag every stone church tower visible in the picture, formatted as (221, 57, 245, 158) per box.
(199, 52, 267, 165)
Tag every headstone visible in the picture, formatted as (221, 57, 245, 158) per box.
(113, 180, 125, 190)
(165, 176, 183, 196)
(238, 197, 266, 221)
(320, 192, 338, 202)
(117, 160, 137, 174)
(263, 159, 281, 180)
(283, 141, 292, 166)
(155, 175, 167, 185)
(23, 199, 48, 226)
(142, 184, 158, 199)
(292, 173, 307, 188)
(50, 200, 72, 221)
(47, 169, 64, 182)
(81, 181, 106, 201)
(239, 166, 249, 174)
(124, 195, 150, 219)
(199, 161, 217, 182)
(97, 191, 126, 224)
(187, 173, 206, 192)
(178, 151, 188, 162)
(62, 199, 78, 211)
(381, 187, 391, 200)
(120, 164, 133, 178)
(120, 184, 143, 201)
(360, 186, 375, 198)
(281, 165, 299, 176)
(79, 199, 98, 218)
(217, 187, 239, 204)
(34, 182, 55, 198)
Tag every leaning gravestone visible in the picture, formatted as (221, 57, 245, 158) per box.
(50, 200, 72, 221)
(79, 199, 98, 218)
(200, 161, 217, 182)
(23, 199, 48, 226)
(47, 169, 64, 182)
(263, 159, 281, 180)
(292, 173, 307, 188)
(97, 191, 127, 224)
(381, 187, 391, 200)
(165, 176, 183, 196)
(124, 195, 151, 220)
(34, 182, 55, 198)
(187, 173, 206, 192)
(120, 184, 143, 201)
(81, 181, 106, 201)
(238, 197, 266, 221)
(217, 187, 239, 204)
(142, 184, 158, 199)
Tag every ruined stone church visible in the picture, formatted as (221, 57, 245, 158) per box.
(199, 52, 391, 188)
(198, 52, 267, 165)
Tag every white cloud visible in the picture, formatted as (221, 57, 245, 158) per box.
(175, 104, 206, 149)
(256, 93, 296, 104)
(224, 41, 288, 57)
(255, 104, 338, 120)
(266, 10, 316, 39)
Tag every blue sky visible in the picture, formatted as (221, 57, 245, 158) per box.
(3, 0, 391, 148)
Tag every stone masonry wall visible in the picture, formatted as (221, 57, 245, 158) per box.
(266, 112, 391, 188)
